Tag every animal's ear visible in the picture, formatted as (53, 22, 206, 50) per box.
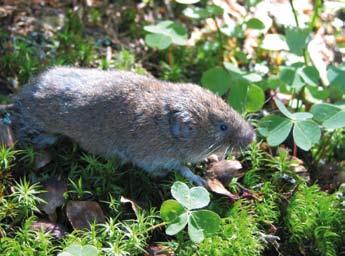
(168, 110, 193, 140)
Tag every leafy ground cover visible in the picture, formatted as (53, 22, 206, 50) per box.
(0, 0, 344, 255)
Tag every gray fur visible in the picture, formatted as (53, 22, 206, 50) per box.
(12, 67, 254, 184)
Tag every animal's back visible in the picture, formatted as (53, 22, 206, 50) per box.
(13, 67, 205, 172)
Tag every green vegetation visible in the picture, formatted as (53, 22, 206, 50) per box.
(0, 0, 344, 255)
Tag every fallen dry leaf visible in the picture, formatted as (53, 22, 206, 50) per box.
(206, 178, 239, 202)
(120, 196, 139, 216)
(207, 159, 243, 185)
(39, 177, 67, 222)
(145, 244, 175, 256)
(66, 201, 105, 230)
(30, 219, 66, 239)
(207, 154, 220, 163)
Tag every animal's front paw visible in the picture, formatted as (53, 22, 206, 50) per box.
(177, 166, 206, 187)
(190, 174, 207, 187)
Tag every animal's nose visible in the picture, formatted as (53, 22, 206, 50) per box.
(244, 127, 256, 146)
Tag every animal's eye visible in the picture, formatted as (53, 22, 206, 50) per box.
(220, 124, 228, 131)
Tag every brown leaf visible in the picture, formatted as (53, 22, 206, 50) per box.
(207, 159, 243, 185)
(120, 196, 139, 216)
(30, 219, 66, 239)
(145, 244, 175, 256)
(206, 178, 239, 201)
(66, 201, 105, 230)
(207, 154, 220, 163)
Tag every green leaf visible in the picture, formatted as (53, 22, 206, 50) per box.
(327, 65, 345, 94)
(166, 212, 188, 235)
(293, 120, 321, 151)
(188, 210, 221, 243)
(58, 244, 99, 256)
(189, 187, 210, 209)
(145, 34, 172, 50)
(299, 66, 320, 86)
(243, 73, 262, 82)
(183, 6, 208, 19)
(176, 0, 200, 4)
(311, 103, 345, 129)
(223, 62, 245, 75)
(259, 76, 284, 90)
(160, 199, 186, 223)
(306, 86, 329, 100)
(291, 112, 313, 121)
(188, 218, 204, 243)
(274, 98, 294, 119)
(246, 18, 265, 30)
(227, 78, 249, 113)
(171, 181, 210, 210)
(285, 27, 310, 56)
(246, 84, 265, 112)
(185, 5, 223, 19)
(205, 5, 223, 16)
(261, 34, 289, 51)
(201, 67, 231, 95)
(258, 115, 292, 146)
(144, 21, 188, 45)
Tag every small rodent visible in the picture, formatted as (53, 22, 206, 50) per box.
(11, 67, 255, 185)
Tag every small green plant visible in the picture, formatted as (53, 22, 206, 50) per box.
(67, 177, 93, 200)
(0, 217, 57, 255)
(19, 146, 36, 167)
(0, 146, 17, 171)
(160, 181, 220, 243)
(9, 178, 45, 218)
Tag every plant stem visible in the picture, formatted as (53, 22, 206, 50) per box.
(313, 130, 335, 164)
(168, 46, 173, 67)
(212, 17, 224, 59)
(145, 222, 166, 233)
(288, 0, 299, 27)
(293, 142, 297, 158)
(309, 0, 321, 30)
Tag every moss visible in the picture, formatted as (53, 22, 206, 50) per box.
(286, 184, 345, 256)
(178, 202, 264, 256)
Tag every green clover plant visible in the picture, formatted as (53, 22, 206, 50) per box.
(258, 99, 345, 151)
(160, 181, 220, 243)
(144, 21, 188, 50)
(58, 243, 99, 256)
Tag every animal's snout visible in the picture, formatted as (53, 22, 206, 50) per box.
(243, 127, 256, 146)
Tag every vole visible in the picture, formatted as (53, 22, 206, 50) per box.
(10, 67, 255, 185)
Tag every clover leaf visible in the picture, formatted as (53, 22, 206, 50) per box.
(258, 99, 321, 151)
(144, 21, 188, 50)
(160, 181, 220, 243)
(58, 244, 98, 256)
